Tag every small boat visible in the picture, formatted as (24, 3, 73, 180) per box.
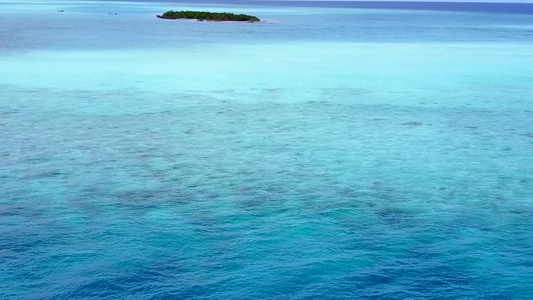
(58, 9, 64, 12)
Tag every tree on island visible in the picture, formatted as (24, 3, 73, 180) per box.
(157, 10, 260, 22)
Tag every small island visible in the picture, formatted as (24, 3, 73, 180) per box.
(157, 10, 260, 22)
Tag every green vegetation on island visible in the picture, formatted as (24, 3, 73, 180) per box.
(157, 10, 260, 22)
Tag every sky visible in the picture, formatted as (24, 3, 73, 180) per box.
(272, 0, 533, 3)
(314, 0, 533, 2)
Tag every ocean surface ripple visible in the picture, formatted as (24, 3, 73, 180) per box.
(1, 1, 532, 299)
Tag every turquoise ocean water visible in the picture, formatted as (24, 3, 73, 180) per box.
(1, 1, 533, 298)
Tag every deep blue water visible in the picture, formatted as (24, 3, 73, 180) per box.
(1, 1, 533, 299)
(81, 0, 533, 15)
(265, 1, 533, 15)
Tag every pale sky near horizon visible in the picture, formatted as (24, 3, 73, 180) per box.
(284, 0, 533, 3)
(327, 0, 533, 2)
